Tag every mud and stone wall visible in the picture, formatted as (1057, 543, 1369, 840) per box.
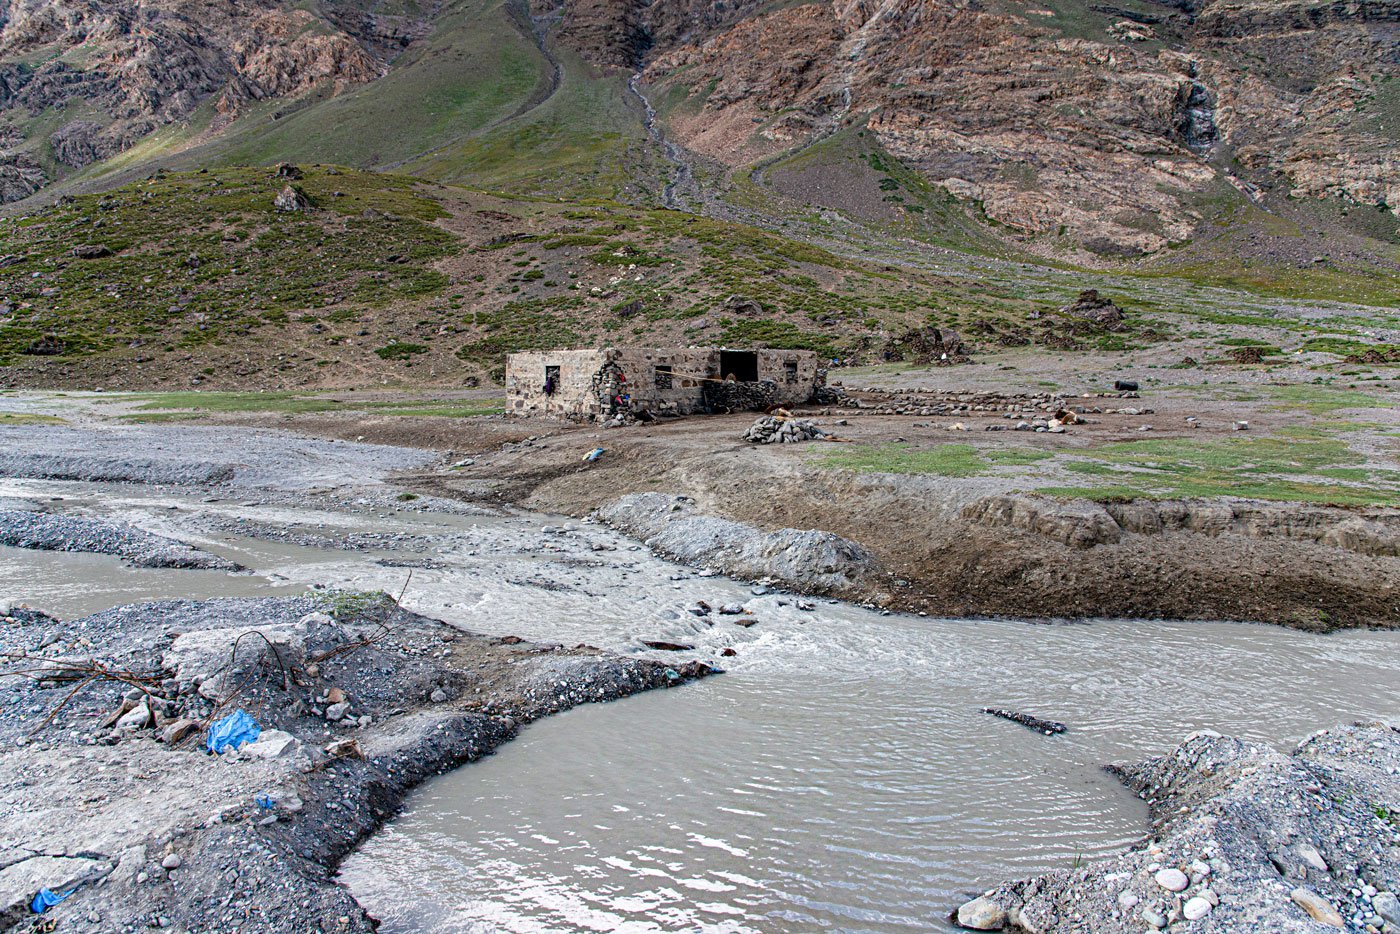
(505, 349, 609, 419)
(506, 347, 822, 420)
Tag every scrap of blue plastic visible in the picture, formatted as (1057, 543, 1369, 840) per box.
(255, 794, 276, 809)
(584, 447, 605, 462)
(30, 888, 73, 913)
(206, 709, 261, 754)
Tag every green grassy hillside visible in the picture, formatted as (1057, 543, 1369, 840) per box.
(4, 163, 1399, 393)
(0, 165, 1118, 387)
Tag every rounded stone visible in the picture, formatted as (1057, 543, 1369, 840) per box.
(162, 853, 182, 870)
(1291, 887, 1344, 927)
(1183, 896, 1212, 920)
(1155, 868, 1189, 892)
(1371, 891, 1399, 927)
(956, 896, 1007, 931)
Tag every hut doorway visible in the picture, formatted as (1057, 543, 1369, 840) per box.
(719, 350, 759, 382)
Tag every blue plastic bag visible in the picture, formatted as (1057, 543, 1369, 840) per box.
(206, 709, 261, 754)
(583, 447, 605, 462)
(31, 888, 72, 913)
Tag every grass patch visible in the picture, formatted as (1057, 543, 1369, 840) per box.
(126, 392, 348, 414)
(1302, 337, 1400, 359)
(815, 442, 1052, 477)
(1041, 435, 1400, 506)
(374, 342, 429, 361)
(716, 320, 839, 358)
(1267, 385, 1386, 414)
(200, 0, 544, 171)
(1140, 256, 1400, 309)
(0, 413, 64, 424)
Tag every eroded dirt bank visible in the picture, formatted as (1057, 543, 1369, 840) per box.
(345, 412, 1400, 630)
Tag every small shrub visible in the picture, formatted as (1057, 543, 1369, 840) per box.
(375, 342, 428, 361)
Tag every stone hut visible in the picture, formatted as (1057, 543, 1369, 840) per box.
(505, 347, 823, 420)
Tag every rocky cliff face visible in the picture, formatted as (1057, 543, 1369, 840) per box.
(0, 0, 1393, 261)
(637, 0, 1400, 257)
(0, 0, 408, 200)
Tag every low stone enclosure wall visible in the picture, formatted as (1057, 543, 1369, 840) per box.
(505, 347, 823, 420)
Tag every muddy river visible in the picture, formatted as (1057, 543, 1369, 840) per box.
(4, 478, 1398, 933)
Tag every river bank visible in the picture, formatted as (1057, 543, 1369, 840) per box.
(4, 385, 1398, 629)
(957, 722, 1400, 933)
(377, 410, 1399, 631)
(1, 414, 1398, 932)
(0, 593, 712, 932)
(0, 421, 729, 932)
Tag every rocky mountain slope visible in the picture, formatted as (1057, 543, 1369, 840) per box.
(0, 0, 1396, 276)
(0, 0, 427, 199)
(639, 0, 1400, 259)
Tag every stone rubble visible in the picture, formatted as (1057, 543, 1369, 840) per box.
(955, 723, 1400, 932)
(0, 593, 715, 932)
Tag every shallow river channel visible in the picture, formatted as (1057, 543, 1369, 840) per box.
(4, 478, 1399, 933)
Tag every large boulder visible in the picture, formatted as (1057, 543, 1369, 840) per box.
(955, 895, 1007, 930)
(274, 184, 312, 212)
(163, 622, 311, 702)
(1057, 289, 1125, 329)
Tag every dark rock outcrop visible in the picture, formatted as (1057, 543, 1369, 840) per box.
(0, 0, 390, 202)
(1057, 290, 1126, 330)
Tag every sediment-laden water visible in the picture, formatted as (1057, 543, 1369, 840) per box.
(4, 478, 1398, 933)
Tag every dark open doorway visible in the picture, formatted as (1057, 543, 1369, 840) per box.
(719, 350, 758, 382)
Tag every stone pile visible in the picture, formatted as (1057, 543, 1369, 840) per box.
(743, 415, 825, 444)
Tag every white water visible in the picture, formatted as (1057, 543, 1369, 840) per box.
(4, 479, 1398, 932)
